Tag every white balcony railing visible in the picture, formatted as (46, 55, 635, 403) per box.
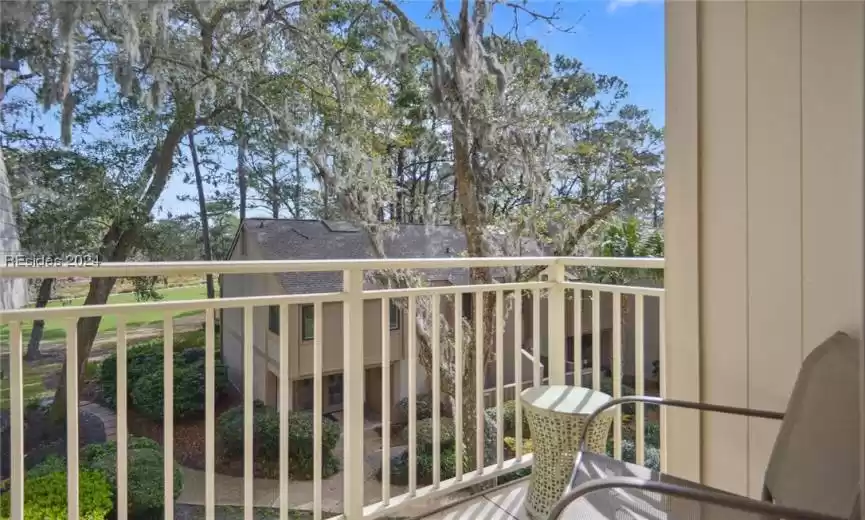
(0, 256, 664, 520)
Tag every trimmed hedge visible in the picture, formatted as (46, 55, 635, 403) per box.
(0, 470, 113, 520)
(485, 400, 531, 438)
(30, 437, 183, 518)
(100, 342, 228, 420)
(88, 446, 184, 515)
(216, 401, 342, 480)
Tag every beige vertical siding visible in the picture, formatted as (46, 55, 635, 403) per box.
(667, 0, 864, 496)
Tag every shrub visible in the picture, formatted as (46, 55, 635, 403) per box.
(99, 334, 220, 409)
(392, 394, 435, 425)
(599, 377, 637, 415)
(27, 455, 67, 478)
(83, 438, 183, 516)
(89, 448, 184, 515)
(103, 344, 228, 421)
(503, 436, 534, 455)
(81, 437, 160, 467)
(385, 446, 458, 487)
(130, 355, 228, 420)
(486, 401, 531, 438)
(216, 402, 341, 480)
(0, 470, 113, 520)
(99, 343, 163, 407)
(606, 421, 661, 471)
(412, 418, 456, 453)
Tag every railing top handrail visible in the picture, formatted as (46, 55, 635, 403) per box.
(0, 256, 664, 279)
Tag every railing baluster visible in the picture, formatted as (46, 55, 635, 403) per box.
(454, 292, 464, 481)
(431, 294, 441, 487)
(659, 293, 667, 472)
(313, 301, 323, 520)
(205, 309, 216, 519)
(513, 292, 523, 459)
(574, 289, 582, 385)
(343, 269, 365, 518)
(635, 295, 646, 466)
(66, 319, 80, 519)
(495, 290, 504, 469)
(474, 290, 484, 474)
(532, 288, 540, 387)
(8, 321, 23, 520)
(547, 262, 566, 384)
(116, 319, 128, 520)
(592, 289, 601, 391)
(163, 314, 174, 520)
(279, 303, 290, 520)
(612, 293, 623, 460)
(407, 295, 417, 495)
(381, 297, 391, 503)
(242, 306, 254, 520)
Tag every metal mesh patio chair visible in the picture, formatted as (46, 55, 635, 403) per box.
(548, 331, 861, 520)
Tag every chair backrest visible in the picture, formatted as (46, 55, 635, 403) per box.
(763, 331, 861, 518)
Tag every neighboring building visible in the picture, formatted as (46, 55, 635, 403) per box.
(219, 219, 659, 415)
(0, 158, 27, 310)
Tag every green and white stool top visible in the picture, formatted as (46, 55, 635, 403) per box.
(521, 385, 613, 415)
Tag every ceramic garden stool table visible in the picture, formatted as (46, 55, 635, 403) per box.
(520, 385, 614, 520)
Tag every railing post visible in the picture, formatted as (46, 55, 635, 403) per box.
(343, 268, 365, 518)
(547, 260, 567, 384)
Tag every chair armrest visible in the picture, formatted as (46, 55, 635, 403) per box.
(576, 396, 784, 455)
(548, 476, 847, 520)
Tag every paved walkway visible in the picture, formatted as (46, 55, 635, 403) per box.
(80, 401, 466, 516)
(80, 401, 117, 441)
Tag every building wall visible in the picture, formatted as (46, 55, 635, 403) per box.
(666, 0, 864, 496)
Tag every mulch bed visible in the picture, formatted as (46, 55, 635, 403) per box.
(123, 386, 272, 477)
(0, 407, 107, 480)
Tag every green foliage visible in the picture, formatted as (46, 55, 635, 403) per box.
(0, 470, 113, 520)
(87, 445, 184, 515)
(584, 217, 665, 285)
(25, 437, 180, 518)
(411, 418, 456, 453)
(101, 339, 227, 420)
(26, 455, 67, 478)
(485, 401, 531, 438)
(392, 394, 440, 425)
(216, 401, 342, 480)
(606, 422, 662, 471)
(384, 446, 458, 487)
(503, 436, 534, 454)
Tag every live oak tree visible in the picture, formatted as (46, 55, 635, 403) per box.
(0, 0, 325, 421)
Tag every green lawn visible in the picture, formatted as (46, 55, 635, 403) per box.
(0, 284, 213, 344)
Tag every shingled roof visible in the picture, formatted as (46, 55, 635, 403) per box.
(238, 219, 546, 294)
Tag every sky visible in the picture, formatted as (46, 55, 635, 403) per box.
(5, 0, 665, 220)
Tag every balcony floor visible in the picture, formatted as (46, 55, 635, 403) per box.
(418, 479, 531, 520)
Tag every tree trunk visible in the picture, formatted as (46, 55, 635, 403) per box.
(395, 148, 405, 222)
(270, 166, 279, 218)
(293, 148, 302, 218)
(24, 278, 54, 360)
(188, 131, 215, 299)
(49, 114, 190, 422)
(0, 147, 27, 311)
(237, 125, 248, 222)
(452, 119, 497, 471)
